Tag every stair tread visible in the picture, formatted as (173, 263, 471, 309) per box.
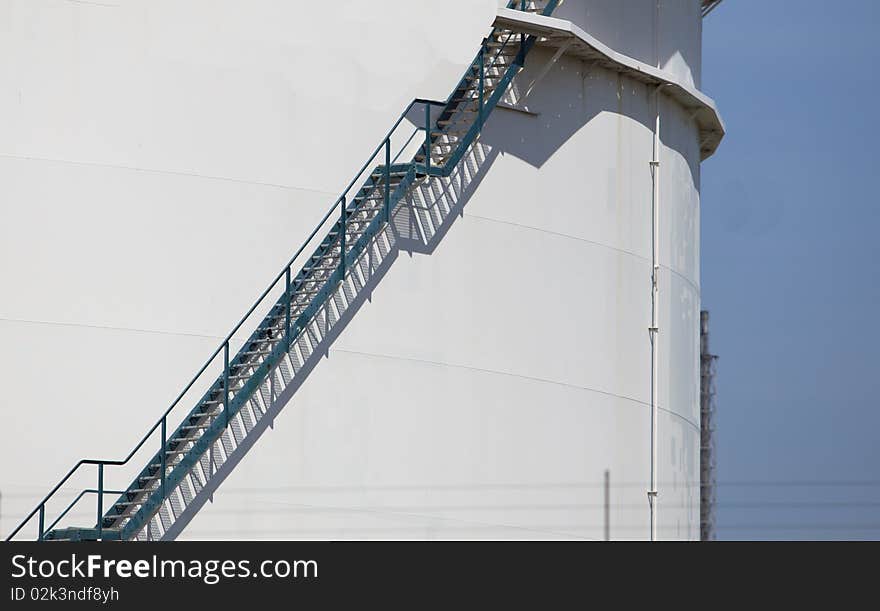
(14, 3, 554, 540)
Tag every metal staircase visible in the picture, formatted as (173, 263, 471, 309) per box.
(6, 1, 559, 542)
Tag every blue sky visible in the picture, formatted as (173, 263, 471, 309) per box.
(701, 0, 880, 539)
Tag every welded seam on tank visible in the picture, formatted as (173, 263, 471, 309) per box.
(333, 347, 699, 432)
(233, 500, 596, 541)
(178, 522, 597, 540)
(203, 480, 703, 493)
(0, 153, 337, 196)
(0, 317, 252, 344)
(61, 0, 119, 8)
(461, 213, 701, 295)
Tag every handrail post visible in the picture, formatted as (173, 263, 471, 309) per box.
(223, 342, 230, 428)
(160, 417, 166, 500)
(479, 41, 485, 129)
(517, 1, 527, 65)
(339, 196, 346, 281)
(8, 12, 550, 541)
(424, 103, 431, 172)
(97, 464, 103, 539)
(285, 267, 291, 349)
(384, 139, 391, 222)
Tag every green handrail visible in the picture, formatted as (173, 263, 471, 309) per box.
(7, 0, 559, 542)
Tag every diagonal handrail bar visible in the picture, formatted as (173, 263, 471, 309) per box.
(7, 0, 558, 542)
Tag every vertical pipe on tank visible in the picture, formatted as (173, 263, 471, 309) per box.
(648, 0, 663, 542)
(648, 84, 662, 542)
(604, 470, 611, 541)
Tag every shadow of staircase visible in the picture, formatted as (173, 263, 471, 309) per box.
(7, 1, 561, 543)
(156, 142, 500, 540)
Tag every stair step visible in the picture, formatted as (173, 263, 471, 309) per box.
(486, 40, 519, 49)
(11, 1, 548, 540)
(417, 154, 454, 165)
(463, 84, 499, 93)
(466, 62, 510, 76)
(415, 153, 449, 163)
(228, 372, 255, 381)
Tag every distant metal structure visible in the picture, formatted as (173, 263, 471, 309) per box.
(700, 311, 718, 541)
(701, 0, 725, 18)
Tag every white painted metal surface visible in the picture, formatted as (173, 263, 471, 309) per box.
(0, 0, 719, 540)
(493, 8, 724, 158)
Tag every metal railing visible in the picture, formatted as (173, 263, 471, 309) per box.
(6, 0, 558, 542)
(4, 96, 444, 542)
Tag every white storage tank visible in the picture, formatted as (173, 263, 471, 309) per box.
(0, 0, 722, 540)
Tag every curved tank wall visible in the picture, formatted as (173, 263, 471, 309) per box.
(545, 0, 703, 88)
(0, 0, 710, 540)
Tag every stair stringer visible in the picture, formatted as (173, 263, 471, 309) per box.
(11, 0, 562, 544)
(144, 140, 499, 540)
